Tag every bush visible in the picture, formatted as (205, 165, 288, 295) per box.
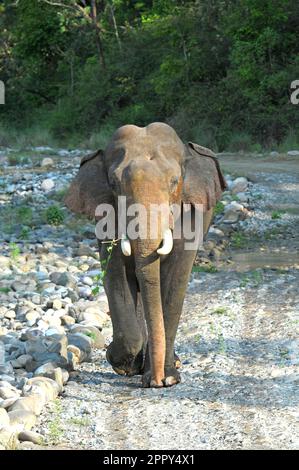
(45, 205, 65, 225)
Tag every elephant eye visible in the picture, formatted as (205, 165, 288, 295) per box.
(170, 177, 179, 189)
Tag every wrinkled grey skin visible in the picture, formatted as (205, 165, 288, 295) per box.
(65, 123, 226, 388)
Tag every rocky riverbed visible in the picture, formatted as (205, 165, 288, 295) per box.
(0, 147, 298, 449)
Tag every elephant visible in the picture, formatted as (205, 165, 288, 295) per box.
(64, 122, 226, 388)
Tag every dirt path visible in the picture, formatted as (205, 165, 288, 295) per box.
(38, 154, 299, 450)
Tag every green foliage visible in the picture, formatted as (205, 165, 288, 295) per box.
(0, 0, 298, 148)
(214, 201, 225, 216)
(45, 205, 65, 225)
(9, 242, 20, 261)
(17, 206, 33, 225)
(92, 240, 117, 295)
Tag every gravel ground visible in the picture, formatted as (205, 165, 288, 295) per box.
(1, 149, 298, 450)
(37, 153, 299, 450)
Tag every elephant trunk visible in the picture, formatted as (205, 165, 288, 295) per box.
(134, 241, 165, 387)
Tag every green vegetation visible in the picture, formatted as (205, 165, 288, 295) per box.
(192, 265, 218, 274)
(47, 399, 63, 445)
(231, 231, 249, 249)
(92, 240, 117, 295)
(45, 205, 65, 225)
(17, 206, 33, 225)
(0, 1, 298, 150)
(0, 287, 11, 294)
(9, 242, 20, 261)
(68, 417, 91, 427)
(83, 331, 97, 342)
(271, 210, 284, 220)
(213, 201, 225, 216)
(212, 306, 229, 315)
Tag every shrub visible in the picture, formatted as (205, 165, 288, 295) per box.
(45, 205, 64, 225)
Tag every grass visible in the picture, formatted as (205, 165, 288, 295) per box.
(46, 399, 63, 446)
(271, 210, 284, 220)
(68, 417, 91, 427)
(213, 201, 225, 216)
(9, 242, 20, 261)
(240, 270, 264, 288)
(0, 287, 11, 294)
(17, 206, 33, 225)
(192, 265, 218, 274)
(212, 306, 229, 315)
(83, 331, 97, 342)
(230, 231, 249, 249)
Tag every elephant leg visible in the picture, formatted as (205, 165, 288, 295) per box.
(160, 239, 197, 386)
(100, 242, 144, 376)
(148, 209, 213, 387)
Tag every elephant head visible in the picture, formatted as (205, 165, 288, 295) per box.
(65, 122, 226, 386)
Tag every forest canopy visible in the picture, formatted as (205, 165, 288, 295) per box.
(0, 0, 298, 150)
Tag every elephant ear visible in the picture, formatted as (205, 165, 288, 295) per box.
(183, 142, 227, 212)
(64, 149, 113, 219)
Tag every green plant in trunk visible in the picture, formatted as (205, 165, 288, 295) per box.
(92, 239, 118, 295)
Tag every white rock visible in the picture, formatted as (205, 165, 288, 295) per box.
(0, 408, 10, 427)
(41, 179, 55, 192)
(235, 192, 248, 202)
(230, 177, 248, 194)
(82, 276, 94, 287)
(40, 157, 54, 167)
(224, 201, 244, 212)
(287, 150, 299, 156)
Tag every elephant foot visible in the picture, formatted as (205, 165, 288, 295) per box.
(142, 367, 181, 388)
(174, 352, 181, 369)
(107, 345, 144, 377)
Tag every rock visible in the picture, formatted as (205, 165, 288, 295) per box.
(0, 386, 20, 400)
(33, 363, 66, 388)
(67, 333, 92, 362)
(0, 408, 10, 427)
(230, 177, 248, 194)
(222, 209, 239, 224)
(11, 354, 32, 369)
(287, 150, 299, 156)
(75, 244, 95, 257)
(80, 310, 105, 327)
(78, 286, 92, 298)
(50, 272, 77, 288)
(18, 430, 43, 445)
(52, 298, 63, 310)
(0, 255, 10, 268)
(9, 395, 44, 416)
(41, 178, 55, 192)
(224, 201, 244, 212)
(0, 427, 18, 449)
(82, 276, 94, 286)
(25, 310, 40, 327)
(8, 409, 37, 430)
(0, 397, 18, 409)
(24, 377, 60, 401)
(61, 315, 75, 326)
(203, 240, 216, 251)
(25, 333, 68, 371)
(270, 151, 279, 157)
(4, 310, 16, 319)
(70, 325, 105, 349)
(40, 157, 54, 167)
(235, 192, 248, 202)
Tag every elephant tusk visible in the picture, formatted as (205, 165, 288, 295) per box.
(121, 235, 131, 256)
(157, 229, 173, 255)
